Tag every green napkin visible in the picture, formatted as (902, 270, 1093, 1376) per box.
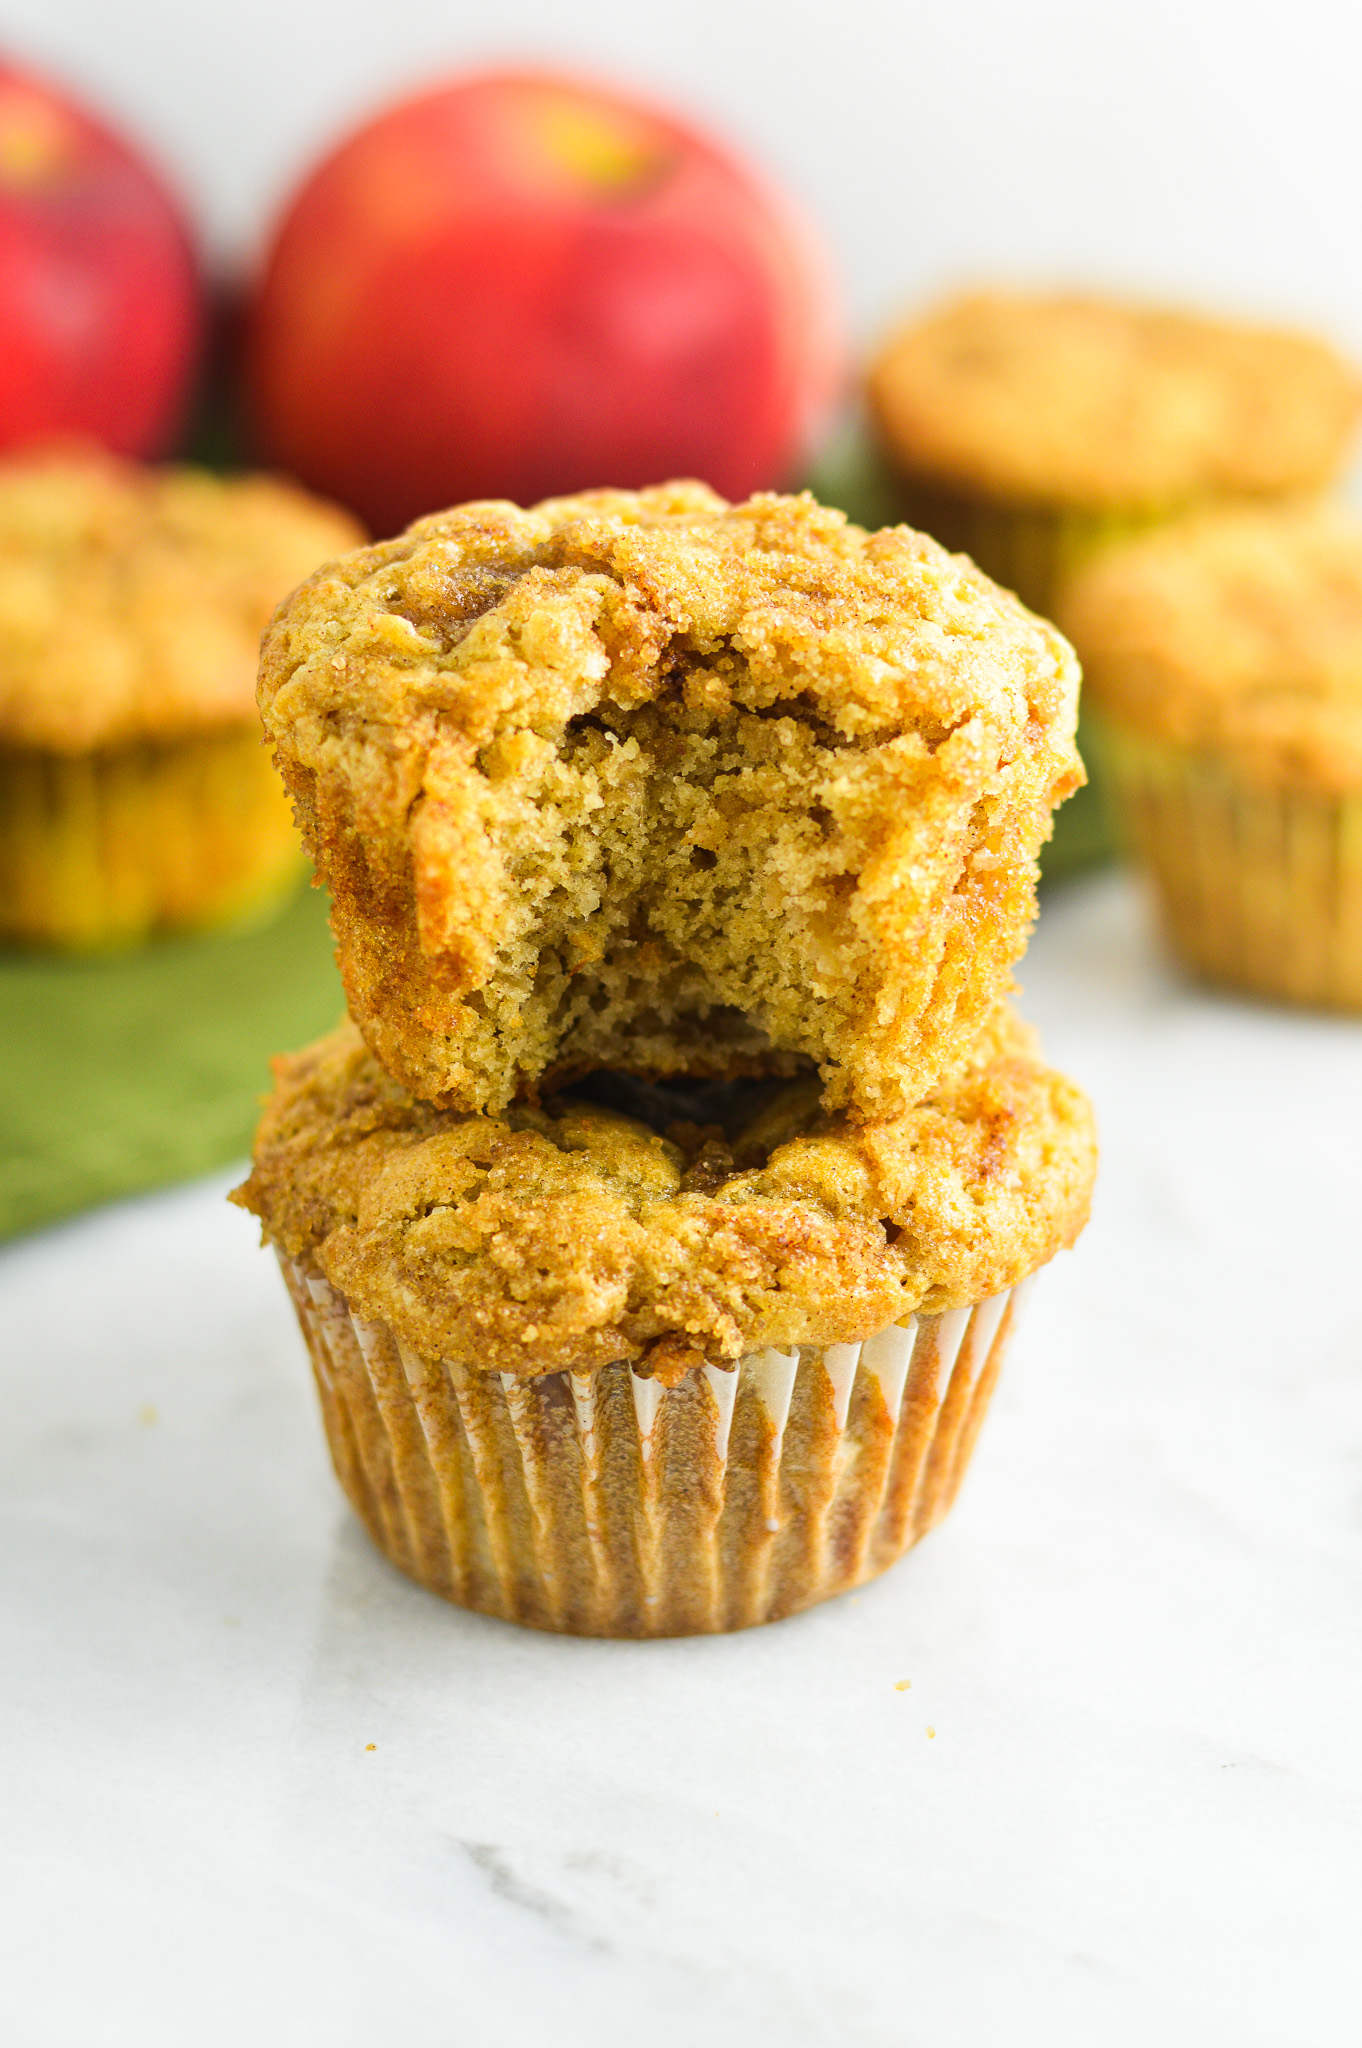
(0, 882, 343, 1242)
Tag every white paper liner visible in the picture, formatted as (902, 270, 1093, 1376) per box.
(278, 1257, 1037, 1638)
(1098, 722, 1362, 1011)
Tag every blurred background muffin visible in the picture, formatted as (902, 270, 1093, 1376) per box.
(862, 290, 1362, 876)
(1060, 500, 1362, 1010)
(866, 290, 1361, 616)
(0, 450, 361, 949)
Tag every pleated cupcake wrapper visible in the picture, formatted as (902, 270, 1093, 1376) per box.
(279, 1255, 1034, 1637)
(0, 730, 304, 949)
(1096, 719, 1362, 1011)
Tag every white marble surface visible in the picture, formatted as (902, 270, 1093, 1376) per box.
(4, 872, 1362, 2048)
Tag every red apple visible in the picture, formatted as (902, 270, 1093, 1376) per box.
(0, 58, 200, 458)
(246, 69, 842, 534)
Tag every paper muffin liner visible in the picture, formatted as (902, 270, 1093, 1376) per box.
(0, 727, 304, 949)
(1096, 719, 1362, 1011)
(277, 1255, 1037, 1637)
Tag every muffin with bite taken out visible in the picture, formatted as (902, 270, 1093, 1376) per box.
(257, 480, 1083, 1122)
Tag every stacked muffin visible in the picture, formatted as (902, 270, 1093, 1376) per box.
(0, 450, 362, 948)
(234, 483, 1097, 1636)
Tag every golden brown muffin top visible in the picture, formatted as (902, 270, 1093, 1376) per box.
(868, 290, 1361, 511)
(258, 482, 1081, 1123)
(233, 1005, 1095, 1377)
(0, 451, 362, 751)
(1061, 500, 1362, 791)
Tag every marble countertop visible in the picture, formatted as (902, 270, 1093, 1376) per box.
(4, 872, 1362, 2048)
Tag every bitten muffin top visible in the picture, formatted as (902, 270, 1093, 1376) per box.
(258, 482, 1081, 1123)
(1061, 501, 1362, 791)
(233, 1004, 1096, 1377)
(868, 291, 1361, 511)
(0, 452, 362, 751)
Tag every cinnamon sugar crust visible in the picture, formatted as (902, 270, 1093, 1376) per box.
(1061, 501, 1362, 792)
(257, 483, 1081, 1121)
(232, 1005, 1096, 1377)
(868, 291, 1361, 511)
(0, 451, 363, 751)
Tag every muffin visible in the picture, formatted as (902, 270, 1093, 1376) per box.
(232, 1002, 1096, 1636)
(1061, 501, 1362, 1010)
(257, 481, 1082, 1122)
(867, 291, 1360, 879)
(866, 289, 1361, 618)
(0, 451, 362, 949)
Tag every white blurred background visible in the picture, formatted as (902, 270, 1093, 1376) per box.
(6, 0, 1362, 356)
